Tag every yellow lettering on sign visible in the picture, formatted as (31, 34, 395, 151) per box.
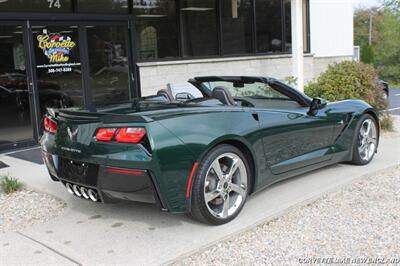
(48, 54, 69, 63)
(37, 35, 76, 50)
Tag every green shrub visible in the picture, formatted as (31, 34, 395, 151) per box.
(305, 61, 388, 111)
(0, 175, 23, 194)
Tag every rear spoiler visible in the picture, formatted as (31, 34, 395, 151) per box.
(47, 108, 153, 123)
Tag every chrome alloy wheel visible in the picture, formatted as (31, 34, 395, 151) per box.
(203, 153, 248, 219)
(358, 118, 377, 161)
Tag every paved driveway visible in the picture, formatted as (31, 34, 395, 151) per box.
(0, 121, 399, 265)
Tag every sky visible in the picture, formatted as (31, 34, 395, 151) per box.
(352, 0, 383, 8)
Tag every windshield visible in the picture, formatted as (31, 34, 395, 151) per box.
(201, 81, 290, 100)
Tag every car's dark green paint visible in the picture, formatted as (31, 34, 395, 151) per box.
(41, 76, 379, 214)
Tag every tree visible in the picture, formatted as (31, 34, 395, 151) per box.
(374, 8, 400, 83)
(354, 4, 400, 83)
(354, 8, 383, 48)
(360, 44, 375, 64)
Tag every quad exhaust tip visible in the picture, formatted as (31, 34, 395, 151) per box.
(65, 183, 74, 195)
(64, 183, 99, 202)
(72, 184, 82, 197)
(80, 187, 90, 199)
(88, 189, 99, 202)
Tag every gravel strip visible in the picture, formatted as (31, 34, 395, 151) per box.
(0, 189, 66, 233)
(174, 166, 400, 265)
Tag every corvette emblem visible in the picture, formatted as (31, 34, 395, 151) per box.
(67, 127, 79, 142)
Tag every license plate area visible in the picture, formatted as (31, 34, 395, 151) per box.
(59, 158, 99, 187)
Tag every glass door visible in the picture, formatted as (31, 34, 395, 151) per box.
(0, 23, 35, 151)
(85, 23, 131, 106)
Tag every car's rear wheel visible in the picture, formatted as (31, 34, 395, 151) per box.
(350, 114, 379, 165)
(190, 144, 250, 225)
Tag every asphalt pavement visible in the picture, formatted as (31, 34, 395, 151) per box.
(388, 87, 400, 115)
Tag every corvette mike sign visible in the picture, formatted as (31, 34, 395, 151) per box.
(36, 29, 81, 74)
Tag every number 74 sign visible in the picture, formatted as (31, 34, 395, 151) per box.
(48, 0, 61, 9)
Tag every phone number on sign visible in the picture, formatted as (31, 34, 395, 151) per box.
(48, 67, 72, 74)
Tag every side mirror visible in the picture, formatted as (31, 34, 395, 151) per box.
(176, 92, 195, 101)
(308, 97, 327, 115)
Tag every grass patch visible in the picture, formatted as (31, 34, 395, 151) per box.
(0, 175, 23, 194)
(380, 113, 395, 132)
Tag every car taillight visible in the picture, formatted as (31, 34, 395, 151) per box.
(95, 128, 117, 142)
(44, 115, 57, 134)
(95, 127, 146, 144)
(115, 128, 146, 143)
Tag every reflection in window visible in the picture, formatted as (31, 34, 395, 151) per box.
(134, 0, 179, 60)
(255, 0, 283, 53)
(86, 25, 130, 106)
(140, 26, 158, 58)
(180, 0, 218, 57)
(221, 0, 253, 55)
(77, 0, 128, 13)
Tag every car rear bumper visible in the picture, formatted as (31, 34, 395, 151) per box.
(42, 151, 168, 211)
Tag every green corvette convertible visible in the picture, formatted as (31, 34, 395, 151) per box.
(41, 76, 380, 225)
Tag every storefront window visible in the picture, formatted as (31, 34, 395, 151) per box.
(180, 0, 218, 57)
(0, 0, 72, 12)
(134, 0, 179, 60)
(221, 0, 253, 55)
(76, 0, 128, 13)
(33, 25, 84, 109)
(255, 0, 283, 53)
(86, 25, 130, 106)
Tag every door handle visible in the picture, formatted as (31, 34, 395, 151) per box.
(27, 78, 34, 95)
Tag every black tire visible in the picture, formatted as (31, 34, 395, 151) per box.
(350, 114, 379, 165)
(190, 144, 251, 225)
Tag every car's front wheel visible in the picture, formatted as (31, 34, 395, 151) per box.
(350, 114, 379, 165)
(190, 144, 250, 225)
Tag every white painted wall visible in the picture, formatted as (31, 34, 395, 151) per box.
(309, 0, 354, 57)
